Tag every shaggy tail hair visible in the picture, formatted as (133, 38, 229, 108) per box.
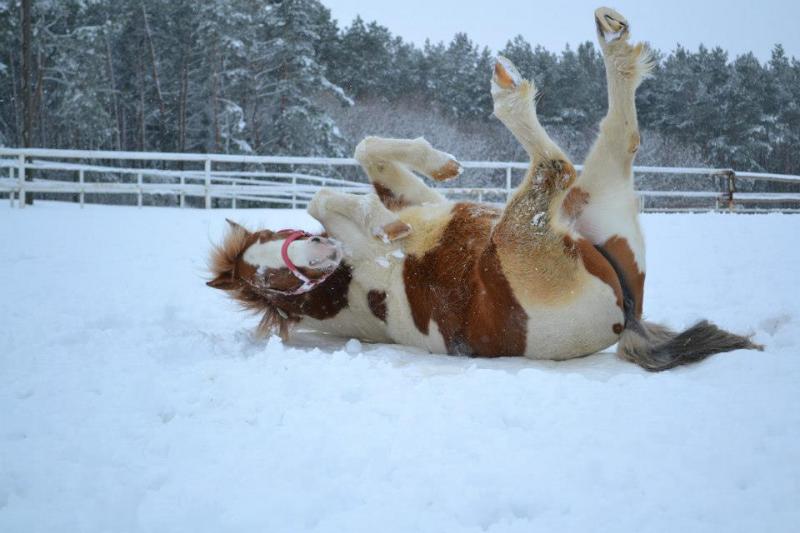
(594, 244, 763, 371)
(618, 319, 763, 372)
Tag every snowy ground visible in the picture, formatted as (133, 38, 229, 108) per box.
(1, 202, 798, 533)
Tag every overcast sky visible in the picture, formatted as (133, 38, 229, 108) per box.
(324, 0, 799, 62)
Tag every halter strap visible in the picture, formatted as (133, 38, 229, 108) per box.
(275, 229, 335, 295)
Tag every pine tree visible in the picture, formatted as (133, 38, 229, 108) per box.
(260, 0, 349, 156)
(765, 45, 800, 173)
(329, 17, 394, 99)
(426, 33, 492, 121)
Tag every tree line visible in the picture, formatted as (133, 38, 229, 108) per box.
(2, 0, 799, 176)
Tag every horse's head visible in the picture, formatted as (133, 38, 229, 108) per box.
(207, 219, 343, 337)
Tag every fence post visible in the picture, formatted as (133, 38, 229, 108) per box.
(137, 173, 143, 208)
(726, 170, 736, 211)
(204, 158, 211, 209)
(505, 167, 512, 202)
(8, 162, 14, 207)
(18, 154, 26, 209)
(292, 175, 297, 209)
(179, 176, 185, 208)
(79, 169, 85, 208)
(232, 182, 237, 209)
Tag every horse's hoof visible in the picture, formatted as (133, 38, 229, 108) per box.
(492, 56, 522, 91)
(595, 7, 629, 44)
(430, 159, 463, 182)
(375, 220, 412, 242)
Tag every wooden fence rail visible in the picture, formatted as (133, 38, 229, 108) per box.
(1, 148, 799, 212)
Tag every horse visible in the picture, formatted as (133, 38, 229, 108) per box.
(207, 7, 761, 371)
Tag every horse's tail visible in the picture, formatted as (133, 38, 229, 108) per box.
(617, 318, 762, 372)
(593, 244, 763, 371)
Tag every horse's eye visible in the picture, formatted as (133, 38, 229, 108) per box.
(310, 237, 321, 243)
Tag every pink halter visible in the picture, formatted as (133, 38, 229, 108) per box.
(277, 229, 336, 295)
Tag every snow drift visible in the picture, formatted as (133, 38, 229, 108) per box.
(1, 203, 798, 532)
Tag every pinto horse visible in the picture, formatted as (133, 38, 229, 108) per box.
(208, 7, 761, 371)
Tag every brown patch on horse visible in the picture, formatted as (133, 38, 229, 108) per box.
(562, 187, 590, 220)
(613, 323, 624, 335)
(464, 242, 528, 356)
(230, 264, 352, 340)
(430, 159, 462, 182)
(563, 235, 624, 311)
(367, 290, 388, 322)
(207, 222, 255, 289)
(601, 236, 645, 318)
(373, 182, 409, 211)
(267, 266, 352, 322)
(403, 203, 527, 356)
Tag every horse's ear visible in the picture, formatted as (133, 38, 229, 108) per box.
(226, 218, 248, 233)
(207, 274, 238, 291)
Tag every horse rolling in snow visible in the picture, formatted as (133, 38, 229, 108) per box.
(207, 7, 761, 371)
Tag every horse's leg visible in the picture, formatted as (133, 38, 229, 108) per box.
(354, 136, 461, 210)
(491, 56, 578, 235)
(491, 56, 576, 235)
(490, 58, 588, 306)
(307, 189, 411, 260)
(566, 7, 654, 319)
(565, 8, 758, 370)
(491, 57, 569, 164)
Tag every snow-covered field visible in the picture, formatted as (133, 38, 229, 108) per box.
(1, 202, 798, 533)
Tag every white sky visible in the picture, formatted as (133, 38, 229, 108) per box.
(324, 0, 800, 61)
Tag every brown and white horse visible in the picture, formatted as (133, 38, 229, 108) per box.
(208, 8, 761, 371)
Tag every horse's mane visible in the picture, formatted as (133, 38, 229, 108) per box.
(208, 224, 291, 339)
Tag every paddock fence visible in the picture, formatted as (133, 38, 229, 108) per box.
(1, 148, 799, 212)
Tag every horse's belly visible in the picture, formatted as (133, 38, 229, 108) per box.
(522, 277, 624, 360)
(376, 269, 623, 359)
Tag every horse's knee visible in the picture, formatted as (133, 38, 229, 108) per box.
(307, 188, 340, 221)
(354, 136, 381, 166)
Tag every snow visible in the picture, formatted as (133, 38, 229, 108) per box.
(321, 77, 355, 107)
(1, 202, 799, 532)
(345, 338, 363, 355)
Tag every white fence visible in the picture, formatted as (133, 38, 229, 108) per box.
(1, 147, 799, 212)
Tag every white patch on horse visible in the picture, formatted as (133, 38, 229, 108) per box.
(242, 240, 286, 269)
(243, 238, 341, 271)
